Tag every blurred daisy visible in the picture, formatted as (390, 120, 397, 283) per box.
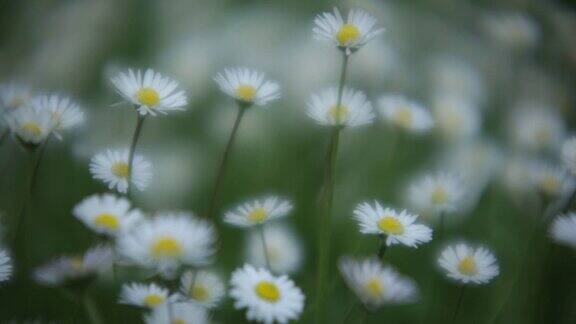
(144, 302, 209, 324)
(307, 87, 375, 128)
(119, 282, 170, 309)
(111, 69, 188, 116)
(353, 201, 432, 248)
(550, 213, 576, 249)
(561, 137, 576, 175)
(180, 270, 225, 308)
(432, 94, 481, 141)
(429, 56, 484, 105)
(438, 243, 499, 284)
(0, 248, 13, 283)
(30, 94, 84, 138)
(246, 225, 303, 274)
(482, 12, 540, 50)
(378, 94, 434, 132)
(117, 212, 216, 276)
(34, 245, 114, 286)
(408, 172, 464, 215)
(0, 83, 31, 113)
(230, 264, 305, 324)
(530, 162, 572, 198)
(501, 155, 535, 195)
(214, 67, 280, 107)
(509, 105, 564, 152)
(73, 193, 143, 237)
(339, 257, 418, 307)
(89, 148, 153, 193)
(6, 106, 55, 147)
(313, 7, 384, 54)
(224, 196, 292, 228)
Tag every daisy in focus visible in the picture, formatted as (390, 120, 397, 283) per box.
(89, 148, 153, 193)
(339, 257, 418, 307)
(229, 264, 305, 324)
(0, 248, 13, 283)
(144, 302, 209, 324)
(214, 67, 280, 107)
(6, 106, 55, 147)
(0, 83, 30, 113)
(224, 196, 292, 228)
(307, 87, 375, 128)
(119, 282, 170, 309)
(408, 172, 465, 216)
(73, 193, 143, 237)
(438, 243, 499, 284)
(30, 94, 84, 138)
(117, 212, 216, 276)
(378, 94, 434, 133)
(246, 225, 304, 274)
(561, 137, 576, 175)
(111, 69, 188, 116)
(313, 7, 384, 55)
(353, 201, 432, 248)
(180, 269, 226, 308)
(549, 213, 576, 249)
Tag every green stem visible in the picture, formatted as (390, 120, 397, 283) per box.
(0, 128, 8, 146)
(377, 235, 388, 261)
(127, 113, 145, 196)
(259, 225, 271, 270)
(451, 286, 466, 324)
(207, 106, 247, 219)
(83, 292, 104, 324)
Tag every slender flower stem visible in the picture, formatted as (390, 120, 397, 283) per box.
(0, 128, 8, 146)
(377, 235, 388, 261)
(207, 105, 247, 219)
(127, 113, 145, 196)
(259, 225, 271, 270)
(315, 51, 350, 324)
(451, 286, 466, 324)
(83, 292, 104, 324)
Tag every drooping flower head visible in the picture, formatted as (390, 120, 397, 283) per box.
(6, 106, 56, 147)
(437, 243, 499, 284)
(89, 148, 153, 193)
(307, 87, 375, 128)
(224, 196, 292, 228)
(214, 67, 280, 107)
(180, 270, 226, 308)
(378, 94, 434, 133)
(29, 94, 84, 139)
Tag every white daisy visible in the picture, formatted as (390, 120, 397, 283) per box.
(230, 264, 305, 324)
(438, 243, 499, 284)
(73, 193, 143, 237)
(353, 201, 432, 248)
(0, 248, 13, 283)
(224, 196, 292, 228)
(378, 94, 434, 132)
(33, 245, 114, 286)
(313, 7, 384, 54)
(432, 94, 481, 141)
(89, 148, 153, 193)
(307, 87, 375, 128)
(561, 137, 576, 175)
(6, 106, 55, 146)
(0, 83, 31, 113)
(214, 67, 280, 106)
(144, 302, 209, 324)
(550, 213, 576, 249)
(180, 270, 226, 308)
(111, 69, 188, 116)
(530, 162, 572, 198)
(482, 12, 540, 50)
(117, 212, 216, 276)
(29, 94, 84, 139)
(339, 257, 418, 307)
(246, 225, 304, 274)
(408, 172, 465, 215)
(509, 104, 565, 152)
(119, 282, 170, 309)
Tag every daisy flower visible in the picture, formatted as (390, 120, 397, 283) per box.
(144, 302, 209, 324)
(353, 201, 432, 248)
(33, 245, 114, 286)
(117, 212, 216, 276)
(73, 193, 143, 236)
(6, 106, 55, 146)
(378, 94, 434, 132)
(438, 243, 499, 284)
(119, 282, 170, 309)
(111, 69, 188, 116)
(339, 257, 418, 307)
(432, 94, 481, 141)
(214, 67, 280, 107)
(0, 248, 13, 283)
(29, 94, 84, 139)
(180, 270, 226, 308)
(89, 148, 153, 193)
(530, 162, 572, 198)
(0, 83, 31, 113)
(307, 87, 375, 128)
(509, 104, 565, 152)
(408, 172, 465, 215)
(550, 213, 576, 249)
(561, 137, 576, 176)
(313, 7, 384, 54)
(230, 264, 305, 324)
(224, 196, 292, 228)
(481, 12, 540, 50)
(246, 225, 304, 274)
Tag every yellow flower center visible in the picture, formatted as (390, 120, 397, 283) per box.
(395, 107, 413, 128)
(255, 281, 281, 302)
(151, 237, 182, 258)
(329, 105, 349, 123)
(190, 284, 210, 301)
(69, 257, 85, 272)
(21, 122, 42, 137)
(248, 208, 267, 223)
(458, 256, 478, 276)
(144, 294, 165, 307)
(541, 175, 559, 194)
(111, 162, 130, 178)
(172, 319, 185, 324)
(431, 187, 448, 205)
(365, 278, 384, 297)
(377, 216, 404, 235)
(235, 84, 257, 102)
(94, 213, 120, 231)
(337, 24, 360, 45)
(137, 87, 160, 107)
